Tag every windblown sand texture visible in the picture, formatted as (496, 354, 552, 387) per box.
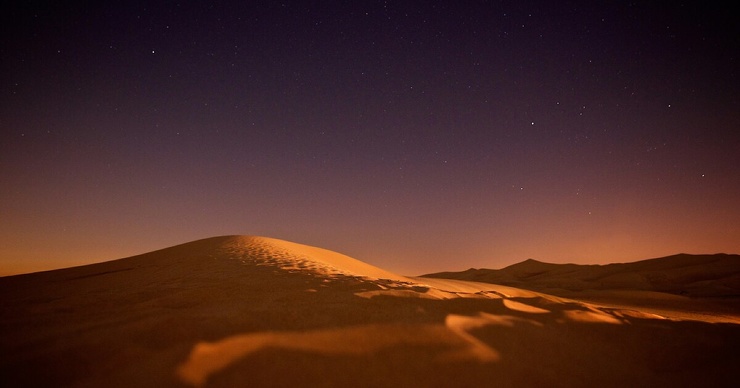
(1, 236, 739, 387)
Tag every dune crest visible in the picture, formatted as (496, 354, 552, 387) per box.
(223, 236, 545, 300)
(224, 236, 414, 283)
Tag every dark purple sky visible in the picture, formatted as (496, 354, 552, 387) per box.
(2, 1, 739, 275)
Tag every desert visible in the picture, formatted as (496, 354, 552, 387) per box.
(1, 235, 738, 387)
(4, 2, 739, 387)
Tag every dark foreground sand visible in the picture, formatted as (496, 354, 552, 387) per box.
(1, 236, 738, 387)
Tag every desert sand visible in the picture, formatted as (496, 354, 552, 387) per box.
(1, 236, 739, 387)
(424, 255, 740, 324)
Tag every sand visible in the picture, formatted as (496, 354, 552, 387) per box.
(1, 235, 739, 387)
(423, 255, 740, 324)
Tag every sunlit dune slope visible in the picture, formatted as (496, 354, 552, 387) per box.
(1, 236, 739, 387)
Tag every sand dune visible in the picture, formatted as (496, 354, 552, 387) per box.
(1, 236, 739, 387)
(423, 254, 740, 323)
(425, 254, 740, 297)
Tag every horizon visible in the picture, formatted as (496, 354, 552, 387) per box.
(2, 2, 739, 275)
(1, 233, 737, 277)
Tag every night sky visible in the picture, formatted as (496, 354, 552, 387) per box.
(2, 1, 739, 276)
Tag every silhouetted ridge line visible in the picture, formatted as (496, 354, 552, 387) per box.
(423, 254, 740, 298)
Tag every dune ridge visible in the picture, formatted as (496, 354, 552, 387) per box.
(424, 254, 740, 297)
(424, 254, 740, 323)
(1, 236, 739, 387)
(224, 236, 415, 282)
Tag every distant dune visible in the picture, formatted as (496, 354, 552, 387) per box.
(1, 236, 739, 387)
(424, 254, 740, 296)
(423, 254, 740, 322)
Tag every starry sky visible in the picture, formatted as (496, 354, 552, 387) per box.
(1, 1, 739, 276)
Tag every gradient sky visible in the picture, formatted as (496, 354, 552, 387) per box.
(2, 1, 739, 276)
